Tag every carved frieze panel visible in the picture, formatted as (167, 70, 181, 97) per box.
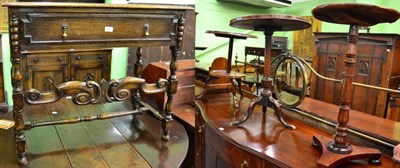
(24, 77, 169, 106)
(326, 56, 336, 72)
(357, 61, 370, 76)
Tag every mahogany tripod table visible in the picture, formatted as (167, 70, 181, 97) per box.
(196, 30, 256, 108)
(310, 3, 400, 167)
(229, 15, 310, 128)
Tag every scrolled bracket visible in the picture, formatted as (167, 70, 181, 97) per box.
(106, 76, 168, 102)
(142, 78, 169, 94)
(25, 81, 101, 105)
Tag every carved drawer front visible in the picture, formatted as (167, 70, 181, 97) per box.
(23, 13, 176, 44)
(229, 145, 264, 168)
(26, 53, 68, 66)
(205, 123, 264, 168)
(70, 51, 108, 65)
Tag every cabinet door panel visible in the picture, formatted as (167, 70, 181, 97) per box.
(311, 33, 400, 119)
(28, 66, 68, 92)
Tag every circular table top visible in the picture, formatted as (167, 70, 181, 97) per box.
(229, 14, 311, 32)
(210, 70, 246, 78)
(206, 30, 258, 39)
(312, 3, 400, 26)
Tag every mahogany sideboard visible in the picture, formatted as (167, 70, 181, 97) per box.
(195, 93, 400, 168)
(2, 2, 193, 165)
(310, 33, 400, 121)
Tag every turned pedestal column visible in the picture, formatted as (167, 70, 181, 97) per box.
(311, 3, 400, 167)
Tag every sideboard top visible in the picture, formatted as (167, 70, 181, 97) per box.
(2, 2, 193, 10)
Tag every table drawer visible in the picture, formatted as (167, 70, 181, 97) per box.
(70, 51, 109, 65)
(26, 53, 68, 66)
(23, 13, 176, 44)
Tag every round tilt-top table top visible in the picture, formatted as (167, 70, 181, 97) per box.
(229, 14, 311, 32)
(206, 30, 258, 39)
(312, 3, 400, 26)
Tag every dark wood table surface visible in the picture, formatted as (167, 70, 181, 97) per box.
(198, 92, 399, 167)
(206, 30, 257, 39)
(0, 98, 188, 168)
(230, 14, 311, 32)
(312, 3, 400, 26)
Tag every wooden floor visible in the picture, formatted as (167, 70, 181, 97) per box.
(0, 98, 188, 168)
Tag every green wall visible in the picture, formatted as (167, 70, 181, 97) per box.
(195, 0, 400, 64)
(195, 0, 287, 64)
(1, 34, 11, 104)
(106, 0, 128, 80)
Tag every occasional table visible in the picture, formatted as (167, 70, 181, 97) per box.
(196, 30, 257, 108)
(229, 14, 311, 128)
(2, 2, 192, 165)
(311, 3, 400, 167)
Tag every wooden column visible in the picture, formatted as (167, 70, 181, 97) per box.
(163, 14, 185, 141)
(9, 12, 27, 165)
(327, 25, 359, 153)
(260, 30, 274, 113)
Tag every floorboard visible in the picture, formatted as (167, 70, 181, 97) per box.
(24, 101, 71, 168)
(0, 98, 188, 168)
(99, 101, 189, 168)
(0, 113, 18, 168)
(64, 100, 150, 168)
(46, 100, 109, 168)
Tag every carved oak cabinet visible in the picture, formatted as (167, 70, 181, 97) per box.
(310, 33, 400, 121)
(22, 49, 111, 92)
(3, 2, 192, 165)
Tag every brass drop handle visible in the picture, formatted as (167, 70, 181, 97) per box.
(76, 56, 81, 60)
(61, 24, 68, 38)
(98, 55, 104, 59)
(58, 57, 63, 62)
(241, 160, 248, 168)
(198, 124, 204, 133)
(144, 24, 150, 37)
(33, 58, 39, 63)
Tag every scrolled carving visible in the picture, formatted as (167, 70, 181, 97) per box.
(73, 92, 92, 105)
(106, 76, 168, 102)
(142, 78, 169, 94)
(25, 81, 101, 105)
(26, 89, 41, 101)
